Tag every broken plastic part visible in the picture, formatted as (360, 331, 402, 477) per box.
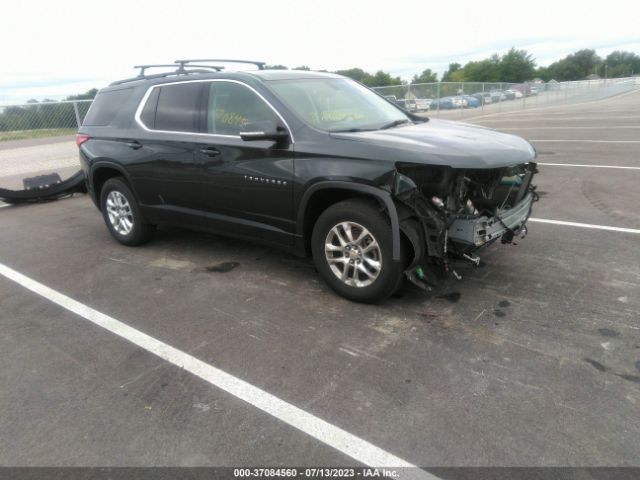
(462, 253, 481, 266)
(0, 170, 86, 204)
(431, 196, 445, 208)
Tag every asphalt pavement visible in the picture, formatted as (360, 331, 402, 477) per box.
(0, 90, 639, 470)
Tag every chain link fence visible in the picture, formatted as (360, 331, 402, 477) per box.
(0, 100, 92, 193)
(0, 99, 92, 142)
(373, 77, 640, 118)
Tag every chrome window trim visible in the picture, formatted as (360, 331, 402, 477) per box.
(134, 78, 295, 143)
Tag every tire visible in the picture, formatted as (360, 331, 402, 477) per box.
(100, 177, 155, 246)
(311, 198, 405, 303)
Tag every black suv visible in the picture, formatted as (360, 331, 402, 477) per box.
(78, 59, 537, 303)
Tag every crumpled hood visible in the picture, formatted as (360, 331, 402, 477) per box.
(330, 118, 536, 169)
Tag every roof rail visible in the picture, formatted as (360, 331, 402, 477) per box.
(109, 59, 266, 86)
(133, 64, 185, 77)
(175, 59, 266, 70)
(110, 64, 226, 86)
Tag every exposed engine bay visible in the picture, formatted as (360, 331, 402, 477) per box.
(388, 162, 538, 289)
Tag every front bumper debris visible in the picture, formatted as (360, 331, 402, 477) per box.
(0, 170, 87, 204)
(448, 192, 534, 247)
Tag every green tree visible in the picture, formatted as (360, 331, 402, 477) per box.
(335, 67, 372, 83)
(293, 65, 311, 71)
(605, 51, 640, 77)
(65, 88, 98, 101)
(334, 68, 403, 87)
(441, 63, 461, 82)
(370, 70, 403, 87)
(459, 56, 501, 82)
(534, 66, 550, 81)
(265, 64, 288, 70)
(500, 48, 536, 82)
(411, 68, 438, 83)
(545, 49, 602, 81)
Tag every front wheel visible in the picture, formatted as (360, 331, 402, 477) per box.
(311, 198, 405, 303)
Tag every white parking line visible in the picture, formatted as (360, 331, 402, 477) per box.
(0, 261, 436, 479)
(539, 163, 640, 170)
(501, 126, 640, 130)
(0, 202, 10, 208)
(478, 115, 640, 123)
(529, 218, 640, 234)
(531, 140, 640, 144)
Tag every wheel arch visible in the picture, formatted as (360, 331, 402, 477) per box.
(90, 162, 137, 210)
(297, 181, 401, 261)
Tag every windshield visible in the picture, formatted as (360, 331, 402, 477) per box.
(268, 78, 411, 132)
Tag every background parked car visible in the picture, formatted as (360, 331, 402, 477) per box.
(461, 95, 480, 108)
(512, 84, 532, 96)
(490, 90, 506, 102)
(472, 92, 492, 105)
(414, 98, 431, 112)
(431, 96, 466, 109)
(396, 98, 418, 112)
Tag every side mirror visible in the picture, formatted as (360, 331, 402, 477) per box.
(240, 121, 289, 142)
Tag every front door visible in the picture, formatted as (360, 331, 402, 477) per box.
(196, 81, 295, 246)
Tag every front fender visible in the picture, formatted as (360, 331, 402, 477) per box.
(297, 181, 401, 261)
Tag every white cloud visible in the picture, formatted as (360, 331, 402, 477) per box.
(1, 0, 639, 103)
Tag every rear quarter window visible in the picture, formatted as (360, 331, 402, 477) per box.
(82, 88, 134, 126)
(139, 87, 160, 129)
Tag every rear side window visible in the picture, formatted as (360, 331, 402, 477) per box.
(82, 88, 133, 126)
(154, 83, 203, 132)
(139, 87, 160, 129)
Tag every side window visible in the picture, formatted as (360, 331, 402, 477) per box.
(154, 83, 203, 132)
(206, 82, 279, 136)
(139, 87, 160, 129)
(83, 88, 133, 126)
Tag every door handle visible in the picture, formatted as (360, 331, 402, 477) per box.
(126, 140, 142, 150)
(200, 147, 221, 157)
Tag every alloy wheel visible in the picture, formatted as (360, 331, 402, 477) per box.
(105, 190, 134, 236)
(324, 221, 382, 288)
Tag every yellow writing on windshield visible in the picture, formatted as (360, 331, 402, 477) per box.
(309, 110, 367, 123)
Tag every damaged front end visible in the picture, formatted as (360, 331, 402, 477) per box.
(385, 162, 538, 289)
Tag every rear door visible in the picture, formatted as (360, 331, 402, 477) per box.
(131, 82, 205, 212)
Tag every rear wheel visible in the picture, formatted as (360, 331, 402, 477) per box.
(100, 177, 155, 246)
(311, 198, 404, 303)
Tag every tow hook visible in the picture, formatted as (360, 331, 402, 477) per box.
(463, 253, 481, 266)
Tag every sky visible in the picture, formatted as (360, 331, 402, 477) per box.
(1, 0, 639, 104)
